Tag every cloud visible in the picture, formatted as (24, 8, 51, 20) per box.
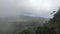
(0, 0, 18, 18)
(0, 0, 60, 18)
(17, 0, 60, 18)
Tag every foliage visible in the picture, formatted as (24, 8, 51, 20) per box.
(48, 7, 60, 34)
(49, 8, 60, 24)
(18, 7, 60, 34)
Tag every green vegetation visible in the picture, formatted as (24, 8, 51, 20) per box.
(18, 7, 60, 34)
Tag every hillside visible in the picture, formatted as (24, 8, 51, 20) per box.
(16, 16, 50, 33)
(17, 16, 49, 23)
(0, 16, 50, 34)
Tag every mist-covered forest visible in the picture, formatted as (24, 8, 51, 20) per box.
(0, 8, 60, 34)
(17, 8, 60, 34)
(0, 0, 60, 34)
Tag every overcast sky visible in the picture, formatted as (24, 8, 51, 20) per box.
(0, 0, 60, 18)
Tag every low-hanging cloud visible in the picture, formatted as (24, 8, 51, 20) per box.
(0, 0, 60, 18)
(17, 0, 60, 18)
(0, 0, 60, 34)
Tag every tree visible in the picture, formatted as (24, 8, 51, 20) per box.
(49, 7, 60, 34)
(49, 7, 60, 24)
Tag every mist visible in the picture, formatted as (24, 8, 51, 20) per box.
(0, 0, 60, 18)
(0, 0, 60, 34)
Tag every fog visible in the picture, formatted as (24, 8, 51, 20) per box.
(0, 0, 60, 18)
(15, 0, 60, 18)
(0, 0, 60, 34)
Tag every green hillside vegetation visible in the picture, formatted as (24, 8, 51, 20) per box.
(18, 7, 60, 34)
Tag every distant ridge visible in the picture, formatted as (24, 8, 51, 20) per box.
(19, 16, 50, 22)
